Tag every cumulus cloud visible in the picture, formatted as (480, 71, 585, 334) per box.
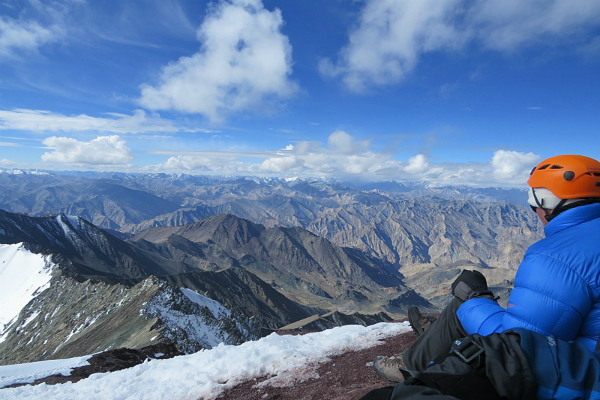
(41, 135, 134, 165)
(0, 15, 63, 59)
(322, 0, 600, 91)
(0, 158, 15, 166)
(320, 0, 462, 92)
(491, 150, 540, 182)
(257, 131, 401, 178)
(327, 130, 371, 155)
(138, 0, 298, 122)
(0, 109, 208, 134)
(404, 154, 429, 173)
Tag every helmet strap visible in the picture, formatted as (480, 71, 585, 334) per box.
(546, 199, 567, 222)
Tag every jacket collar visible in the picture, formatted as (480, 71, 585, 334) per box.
(545, 203, 600, 236)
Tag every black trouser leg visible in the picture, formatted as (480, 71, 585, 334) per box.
(402, 298, 468, 371)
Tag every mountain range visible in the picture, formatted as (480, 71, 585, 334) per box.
(0, 170, 543, 365)
(0, 209, 406, 365)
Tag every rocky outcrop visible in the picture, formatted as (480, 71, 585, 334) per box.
(0, 275, 256, 365)
(3, 343, 183, 388)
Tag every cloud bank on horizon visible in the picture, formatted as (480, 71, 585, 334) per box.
(0, 0, 599, 187)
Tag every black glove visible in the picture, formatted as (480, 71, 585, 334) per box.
(451, 270, 494, 302)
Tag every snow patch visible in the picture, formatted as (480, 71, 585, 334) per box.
(0, 355, 92, 388)
(142, 288, 239, 350)
(180, 288, 231, 319)
(0, 244, 54, 338)
(21, 312, 40, 329)
(0, 322, 410, 399)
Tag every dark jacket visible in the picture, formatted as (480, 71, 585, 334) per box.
(457, 203, 600, 351)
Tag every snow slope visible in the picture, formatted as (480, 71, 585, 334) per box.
(0, 355, 92, 388)
(0, 322, 410, 400)
(0, 243, 53, 337)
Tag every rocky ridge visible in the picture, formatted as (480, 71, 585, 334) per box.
(131, 213, 417, 313)
(0, 210, 398, 365)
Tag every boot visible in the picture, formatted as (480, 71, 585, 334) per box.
(408, 306, 437, 336)
(373, 355, 407, 383)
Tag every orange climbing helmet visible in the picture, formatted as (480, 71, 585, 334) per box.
(528, 155, 600, 199)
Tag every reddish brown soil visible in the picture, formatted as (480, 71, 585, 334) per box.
(214, 328, 418, 400)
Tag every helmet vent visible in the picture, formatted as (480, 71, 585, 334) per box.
(537, 164, 551, 170)
(585, 172, 600, 177)
(550, 165, 564, 170)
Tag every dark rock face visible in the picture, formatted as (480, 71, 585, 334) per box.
(4, 343, 183, 388)
(0, 210, 193, 281)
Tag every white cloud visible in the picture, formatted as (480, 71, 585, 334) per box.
(404, 154, 429, 173)
(0, 15, 63, 59)
(147, 132, 541, 187)
(41, 135, 134, 165)
(491, 150, 540, 182)
(320, 0, 462, 92)
(258, 131, 400, 178)
(327, 130, 371, 155)
(0, 109, 209, 134)
(468, 0, 600, 51)
(0, 158, 15, 166)
(138, 0, 298, 122)
(323, 0, 600, 91)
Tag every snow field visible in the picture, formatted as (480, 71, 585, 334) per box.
(0, 243, 53, 335)
(0, 321, 410, 400)
(0, 355, 92, 388)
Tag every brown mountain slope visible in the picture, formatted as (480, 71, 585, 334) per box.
(132, 214, 428, 314)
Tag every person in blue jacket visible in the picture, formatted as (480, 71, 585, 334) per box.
(374, 154, 600, 382)
(458, 154, 600, 349)
(363, 328, 600, 400)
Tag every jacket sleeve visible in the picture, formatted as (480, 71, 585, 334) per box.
(458, 251, 593, 340)
(456, 298, 504, 335)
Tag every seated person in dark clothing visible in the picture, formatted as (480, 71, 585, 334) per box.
(363, 327, 600, 400)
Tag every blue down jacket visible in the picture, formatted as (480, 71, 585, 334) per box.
(516, 328, 600, 399)
(457, 203, 600, 351)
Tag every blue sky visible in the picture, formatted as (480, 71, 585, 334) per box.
(1, 0, 599, 187)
